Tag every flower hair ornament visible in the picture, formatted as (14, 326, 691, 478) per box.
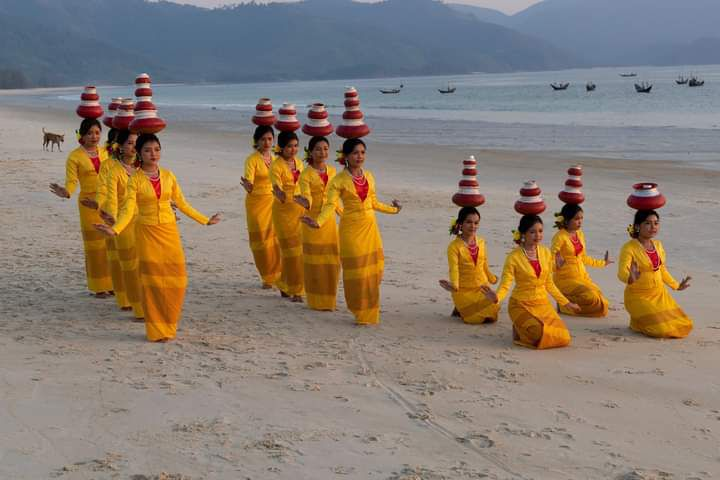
(336, 149, 346, 165)
(76, 130, 84, 145)
(627, 224, 637, 238)
(273, 144, 282, 154)
(554, 211, 565, 229)
(512, 229, 522, 243)
(449, 218, 459, 235)
(304, 147, 312, 162)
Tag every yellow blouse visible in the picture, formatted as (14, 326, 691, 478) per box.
(447, 236, 497, 291)
(617, 239, 679, 291)
(551, 228, 605, 280)
(113, 167, 209, 234)
(298, 165, 343, 218)
(103, 160, 139, 219)
(244, 150, 275, 196)
(64, 146, 109, 196)
(270, 156, 304, 197)
(316, 169, 398, 226)
(496, 245, 569, 305)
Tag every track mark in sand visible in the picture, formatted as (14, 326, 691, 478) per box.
(349, 338, 527, 480)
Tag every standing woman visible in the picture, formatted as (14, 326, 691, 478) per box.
(95, 133, 221, 342)
(50, 114, 113, 297)
(241, 124, 282, 289)
(294, 136, 342, 311)
(270, 130, 305, 301)
(439, 207, 500, 324)
(618, 207, 692, 338)
(303, 138, 401, 325)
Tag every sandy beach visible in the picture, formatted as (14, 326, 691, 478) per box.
(1, 103, 719, 480)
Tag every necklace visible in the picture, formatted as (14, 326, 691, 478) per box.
(144, 168, 160, 180)
(351, 170, 366, 185)
(522, 245, 538, 260)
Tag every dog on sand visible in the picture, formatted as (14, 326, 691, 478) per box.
(43, 128, 65, 152)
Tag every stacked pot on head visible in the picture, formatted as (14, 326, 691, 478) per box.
(103, 98, 123, 129)
(76, 86, 104, 120)
(275, 103, 300, 133)
(129, 73, 166, 134)
(451, 155, 485, 208)
(627, 182, 666, 211)
(335, 87, 370, 139)
(515, 180, 546, 215)
(302, 103, 334, 137)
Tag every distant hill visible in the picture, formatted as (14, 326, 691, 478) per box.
(446, 3, 512, 27)
(0, 0, 576, 87)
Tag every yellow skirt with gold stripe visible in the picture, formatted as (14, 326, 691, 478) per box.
(272, 199, 304, 297)
(452, 288, 500, 324)
(624, 287, 692, 338)
(77, 195, 112, 293)
(508, 297, 571, 349)
(116, 216, 144, 319)
(136, 222, 187, 341)
(556, 277, 608, 317)
(302, 220, 340, 311)
(106, 238, 129, 308)
(245, 193, 281, 286)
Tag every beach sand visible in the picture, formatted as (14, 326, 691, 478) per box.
(1, 104, 719, 480)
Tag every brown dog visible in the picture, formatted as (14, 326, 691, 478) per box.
(43, 128, 64, 152)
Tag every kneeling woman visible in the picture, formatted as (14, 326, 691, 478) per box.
(439, 206, 500, 324)
(302, 138, 401, 325)
(551, 203, 611, 317)
(483, 215, 580, 349)
(95, 134, 221, 342)
(617, 209, 692, 338)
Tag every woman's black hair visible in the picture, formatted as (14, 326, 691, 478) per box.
(631, 209, 659, 238)
(106, 128, 118, 145)
(114, 130, 136, 161)
(78, 118, 102, 136)
(451, 206, 480, 235)
(554, 203, 583, 229)
(252, 125, 274, 149)
(135, 133, 161, 164)
(515, 214, 543, 244)
(342, 138, 366, 157)
(277, 131, 298, 149)
(306, 136, 330, 165)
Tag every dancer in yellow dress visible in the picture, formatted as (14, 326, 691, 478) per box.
(50, 118, 113, 297)
(618, 209, 692, 338)
(270, 131, 305, 301)
(439, 206, 500, 324)
(294, 136, 342, 311)
(551, 203, 611, 317)
(302, 138, 401, 325)
(241, 125, 282, 288)
(95, 134, 221, 342)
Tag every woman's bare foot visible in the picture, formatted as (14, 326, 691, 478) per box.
(94, 291, 111, 299)
(155, 337, 173, 343)
(451, 308, 461, 318)
(290, 295, 303, 303)
(133, 317, 145, 323)
(121, 306, 133, 311)
(280, 291, 289, 298)
(262, 283, 273, 290)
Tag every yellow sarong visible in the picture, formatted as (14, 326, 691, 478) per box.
(618, 239, 692, 338)
(317, 169, 398, 325)
(96, 159, 128, 307)
(299, 165, 342, 310)
(244, 151, 281, 285)
(65, 147, 112, 293)
(447, 236, 500, 324)
(270, 157, 305, 296)
(496, 246, 572, 349)
(551, 228, 608, 317)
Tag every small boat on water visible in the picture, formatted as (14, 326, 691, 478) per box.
(379, 84, 404, 94)
(438, 82, 456, 94)
(551, 82, 570, 91)
(635, 81, 653, 93)
(688, 76, 705, 87)
(676, 75, 689, 85)
(620, 72, 638, 78)
(586, 82, 596, 92)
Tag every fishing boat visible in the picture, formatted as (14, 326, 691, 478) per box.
(379, 84, 403, 94)
(551, 82, 570, 91)
(634, 81, 652, 93)
(676, 75, 689, 85)
(620, 72, 638, 78)
(586, 82, 596, 92)
(438, 82, 456, 94)
(688, 76, 705, 87)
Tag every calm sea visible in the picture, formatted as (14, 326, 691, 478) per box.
(5, 65, 720, 167)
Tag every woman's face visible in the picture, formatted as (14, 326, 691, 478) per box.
(140, 140, 161, 168)
(637, 214, 660, 239)
(83, 125, 101, 148)
(258, 132, 274, 152)
(524, 222, 544, 246)
(121, 134, 137, 162)
(461, 213, 480, 236)
(311, 141, 329, 168)
(281, 139, 299, 160)
(567, 210, 584, 231)
(346, 144, 365, 170)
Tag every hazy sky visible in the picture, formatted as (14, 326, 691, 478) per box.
(168, 0, 543, 15)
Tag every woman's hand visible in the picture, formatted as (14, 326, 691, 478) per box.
(79, 198, 98, 210)
(49, 183, 70, 199)
(438, 280, 458, 293)
(207, 213, 222, 225)
(94, 223, 117, 237)
(628, 260, 641, 284)
(564, 302, 581, 313)
(293, 195, 310, 210)
(241, 177, 253, 193)
(604, 250, 614, 266)
(392, 199, 402, 212)
(272, 184, 286, 203)
(99, 210, 115, 226)
(300, 216, 320, 229)
(555, 252, 566, 269)
(479, 285, 499, 304)
(678, 276, 692, 291)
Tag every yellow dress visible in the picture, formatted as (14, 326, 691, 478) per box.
(113, 167, 209, 341)
(103, 160, 145, 319)
(496, 246, 572, 349)
(447, 236, 500, 324)
(64, 146, 112, 293)
(551, 228, 608, 317)
(244, 151, 281, 286)
(298, 165, 342, 310)
(317, 169, 399, 325)
(617, 239, 692, 338)
(270, 157, 305, 297)
(96, 159, 128, 308)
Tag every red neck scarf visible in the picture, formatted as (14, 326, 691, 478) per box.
(352, 172, 368, 202)
(646, 247, 661, 271)
(570, 232, 583, 256)
(149, 175, 161, 199)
